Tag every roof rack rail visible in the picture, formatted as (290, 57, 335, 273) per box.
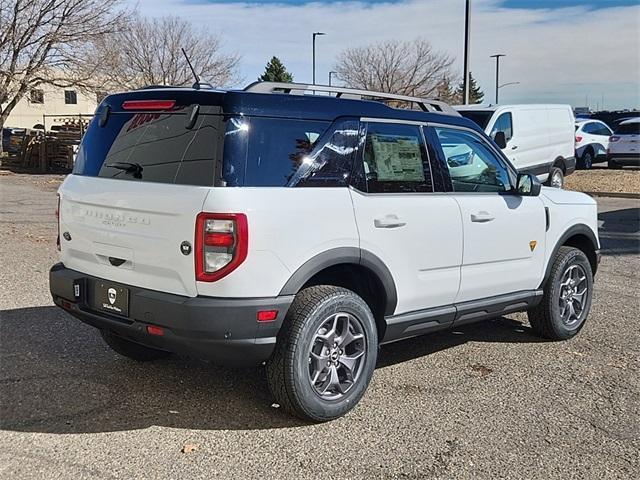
(243, 81, 460, 116)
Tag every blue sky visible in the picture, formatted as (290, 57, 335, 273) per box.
(133, 0, 640, 109)
(195, 0, 636, 6)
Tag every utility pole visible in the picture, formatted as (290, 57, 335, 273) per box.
(490, 54, 506, 104)
(312, 32, 326, 85)
(462, 0, 471, 104)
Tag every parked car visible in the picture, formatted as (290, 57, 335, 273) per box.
(574, 119, 613, 169)
(607, 118, 640, 168)
(455, 104, 576, 188)
(50, 82, 600, 421)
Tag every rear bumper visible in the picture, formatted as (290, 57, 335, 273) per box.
(607, 153, 640, 165)
(49, 263, 294, 366)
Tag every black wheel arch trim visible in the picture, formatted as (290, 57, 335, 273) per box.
(278, 247, 398, 316)
(541, 224, 599, 287)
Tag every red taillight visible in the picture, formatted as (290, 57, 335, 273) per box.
(56, 194, 60, 251)
(146, 325, 165, 336)
(195, 213, 248, 282)
(257, 310, 278, 322)
(204, 232, 234, 247)
(575, 136, 583, 143)
(609, 135, 620, 142)
(122, 99, 176, 111)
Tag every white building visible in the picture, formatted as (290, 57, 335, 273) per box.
(2, 85, 98, 130)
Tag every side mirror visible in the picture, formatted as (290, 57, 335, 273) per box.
(494, 131, 507, 149)
(516, 173, 541, 196)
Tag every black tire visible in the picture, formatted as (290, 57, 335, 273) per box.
(100, 330, 172, 361)
(266, 285, 378, 422)
(578, 149, 593, 169)
(607, 159, 622, 169)
(528, 246, 594, 340)
(546, 166, 564, 188)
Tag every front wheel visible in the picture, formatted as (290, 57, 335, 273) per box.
(547, 166, 565, 188)
(266, 286, 378, 422)
(528, 246, 594, 340)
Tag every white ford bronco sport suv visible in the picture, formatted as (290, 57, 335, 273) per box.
(50, 82, 600, 422)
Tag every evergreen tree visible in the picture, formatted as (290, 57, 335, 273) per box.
(259, 56, 293, 83)
(455, 72, 485, 104)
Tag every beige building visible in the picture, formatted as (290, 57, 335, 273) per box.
(3, 85, 98, 130)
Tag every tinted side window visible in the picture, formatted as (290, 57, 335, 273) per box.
(490, 113, 513, 143)
(595, 123, 612, 136)
(224, 117, 329, 187)
(582, 123, 597, 134)
(362, 123, 433, 193)
(435, 127, 512, 193)
(287, 119, 359, 187)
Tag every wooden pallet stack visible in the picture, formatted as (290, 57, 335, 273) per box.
(2, 117, 90, 172)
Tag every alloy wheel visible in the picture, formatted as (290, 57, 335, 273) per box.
(558, 264, 589, 327)
(308, 312, 366, 400)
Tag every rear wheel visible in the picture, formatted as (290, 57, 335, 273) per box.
(547, 166, 565, 188)
(528, 246, 593, 340)
(266, 285, 378, 422)
(607, 159, 622, 169)
(100, 330, 172, 361)
(578, 149, 593, 169)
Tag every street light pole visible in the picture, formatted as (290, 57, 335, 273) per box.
(312, 32, 326, 85)
(490, 54, 506, 104)
(329, 71, 337, 86)
(462, 0, 471, 104)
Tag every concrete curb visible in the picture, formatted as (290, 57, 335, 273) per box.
(583, 191, 640, 200)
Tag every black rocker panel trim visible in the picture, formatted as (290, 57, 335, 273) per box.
(381, 289, 543, 344)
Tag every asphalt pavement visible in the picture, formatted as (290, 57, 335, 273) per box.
(0, 173, 638, 479)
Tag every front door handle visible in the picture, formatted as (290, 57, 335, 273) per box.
(374, 214, 406, 229)
(470, 211, 495, 223)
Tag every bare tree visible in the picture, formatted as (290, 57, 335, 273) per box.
(0, 0, 128, 129)
(92, 15, 241, 91)
(334, 38, 454, 99)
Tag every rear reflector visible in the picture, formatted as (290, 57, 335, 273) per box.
(122, 99, 176, 111)
(257, 310, 278, 322)
(146, 325, 165, 336)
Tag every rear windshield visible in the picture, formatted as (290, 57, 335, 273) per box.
(458, 110, 493, 130)
(615, 122, 640, 135)
(74, 105, 223, 186)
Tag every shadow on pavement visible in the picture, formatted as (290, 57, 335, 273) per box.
(598, 207, 640, 256)
(1, 306, 542, 434)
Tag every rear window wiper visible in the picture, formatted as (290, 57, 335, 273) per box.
(106, 162, 143, 179)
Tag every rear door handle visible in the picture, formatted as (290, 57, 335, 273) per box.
(470, 211, 495, 223)
(511, 145, 518, 150)
(374, 215, 406, 229)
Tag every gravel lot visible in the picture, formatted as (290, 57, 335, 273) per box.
(565, 165, 639, 195)
(1, 173, 639, 479)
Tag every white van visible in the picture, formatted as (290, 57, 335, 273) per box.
(455, 105, 576, 188)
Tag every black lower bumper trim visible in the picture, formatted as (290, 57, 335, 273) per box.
(50, 264, 294, 366)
